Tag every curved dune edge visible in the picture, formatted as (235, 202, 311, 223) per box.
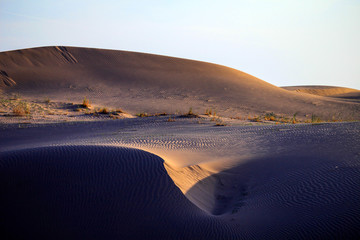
(0, 145, 234, 239)
(1, 143, 360, 239)
(282, 85, 360, 97)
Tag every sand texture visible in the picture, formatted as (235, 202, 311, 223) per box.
(1, 46, 360, 239)
(1, 46, 359, 121)
(1, 118, 360, 239)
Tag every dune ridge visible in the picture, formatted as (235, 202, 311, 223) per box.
(283, 85, 360, 97)
(1, 46, 359, 120)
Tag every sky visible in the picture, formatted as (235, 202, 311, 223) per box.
(1, 0, 359, 89)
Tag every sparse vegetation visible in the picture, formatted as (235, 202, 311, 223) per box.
(12, 102, 30, 116)
(167, 116, 176, 122)
(137, 112, 150, 117)
(311, 114, 321, 123)
(264, 112, 277, 121)
(188, 107, 193, 115)
(181, 107, 199, 118)
(81, 97, 91, 108)
(155, 112, 168, 116)
(98, 108, 109, 114)
(249, 116, 261, 122)
(205, 109, 213, 116)
(292, 112, 299, 124)
(45, 98, 51, 104)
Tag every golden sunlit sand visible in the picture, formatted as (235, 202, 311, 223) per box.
(1, 47, 360, 239)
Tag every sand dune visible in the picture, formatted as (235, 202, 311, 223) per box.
(1, 117, 359, 239)
(1, 46, 359, 120)
(1, 46, 360, 239)
(282, 85, 360, 96)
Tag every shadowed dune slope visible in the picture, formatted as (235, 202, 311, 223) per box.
(0, 146, 235, 240)
(0, 46, 359, 119)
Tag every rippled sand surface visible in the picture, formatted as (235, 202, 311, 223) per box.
(1, 118, 359, 239)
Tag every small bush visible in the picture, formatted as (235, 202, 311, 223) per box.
(137, 112, 149, 117)
(292, 112, 299, 124)
(167, 117, 175, 122)
(249, 116, 261, 122)
(98, 108, 109, 114)
(264, 112, 277, 121)
(155, 112, 167, 116)
(205, 109, 213, 116)
(81, 97, 91, 108)
(13, 102, 30, 116)
(181, 107, 199, 118)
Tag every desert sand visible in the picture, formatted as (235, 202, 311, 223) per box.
(0, 46, 360, 239)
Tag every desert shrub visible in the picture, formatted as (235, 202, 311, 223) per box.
(265, 112, 277, 121)
(205, 109, 213, 116)
(167, 117, 175, 122)
(292, 112, 299, 124)
(249, 116, 261, 122)
(13, 102, 30, 116)
(98, 108, 109, 114)
(137, 112, 149, 117)
(188, 107, 193, 115)
(81, 97, 91, 108)
(155, 112, 168, 116)
(181, 107, 199, 118)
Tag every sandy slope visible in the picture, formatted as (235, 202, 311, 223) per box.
(1, 46, 359, 121)
(1, 118, 360, 239)
(1, 46, 360, 239)
(283, 85, 360, 103)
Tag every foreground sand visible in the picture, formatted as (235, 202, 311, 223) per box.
(1, 117, 360, 239)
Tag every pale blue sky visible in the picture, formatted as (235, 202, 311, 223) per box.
(1, 0, 359, 89)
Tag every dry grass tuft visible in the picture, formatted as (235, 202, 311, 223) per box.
(249, 116, 261, 122)
(81, 97, 91, 108)
(181, 107, 199, 118)
(167, 117, 176, 122)
(98, 108, 109, 114)
(13, 102, 30, 116)
(137, 112, 150, 117)
(311, 114, 321, 123)
(264, 112, 277, 121)
(155, 112, 168, 116)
